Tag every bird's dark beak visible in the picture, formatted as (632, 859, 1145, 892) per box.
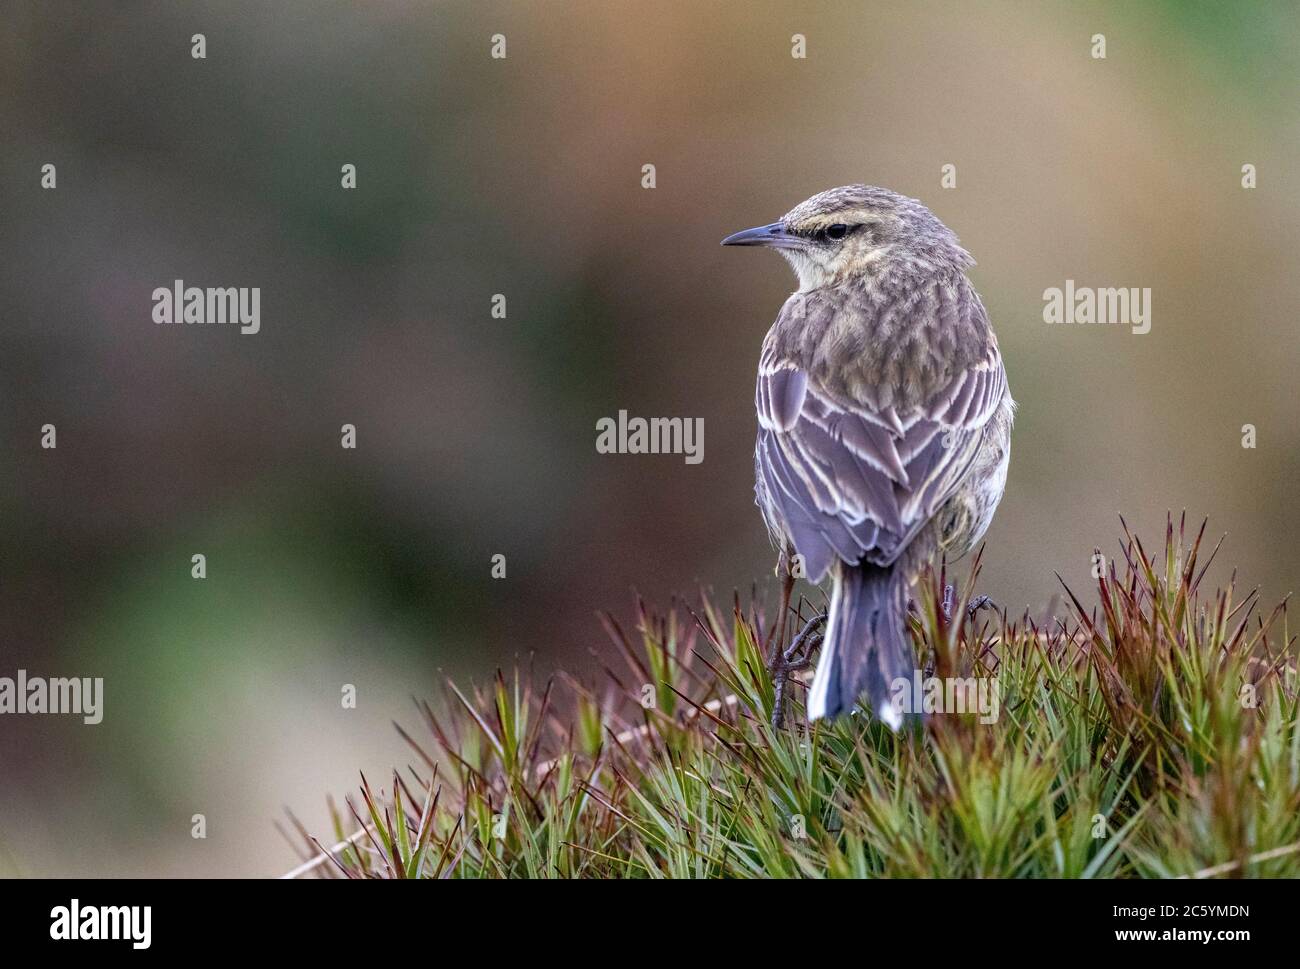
(720, 222, 806, 250)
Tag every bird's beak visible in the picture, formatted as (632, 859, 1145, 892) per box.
(720, 222, 807, 250)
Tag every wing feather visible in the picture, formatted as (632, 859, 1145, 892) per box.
(754, 280, 1006, 581)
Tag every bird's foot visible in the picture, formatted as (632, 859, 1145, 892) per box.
(966, 594, 996, 620)
(770, 612, 827, 729)
(940, 586, 996, 622)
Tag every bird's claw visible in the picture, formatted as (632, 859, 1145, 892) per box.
(770, 612, 827, 729)
(940, 586, 996, 622)
(966, 594, 995, 620)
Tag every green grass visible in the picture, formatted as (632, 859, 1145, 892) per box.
(283, 515, 1299, 878)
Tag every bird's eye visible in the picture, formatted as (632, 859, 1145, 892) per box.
(825, 224, 849, 241)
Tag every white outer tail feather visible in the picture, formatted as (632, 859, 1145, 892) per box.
(805, 580, 841, 721)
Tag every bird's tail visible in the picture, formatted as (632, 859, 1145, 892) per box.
(806, 563, 914, 728)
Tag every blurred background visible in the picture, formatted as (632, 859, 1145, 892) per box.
(1, 0, 1297, 876)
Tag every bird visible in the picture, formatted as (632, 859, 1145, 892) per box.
(721, 185, 1014, 728)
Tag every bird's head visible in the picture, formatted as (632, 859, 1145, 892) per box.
(721, 184, 970, 291)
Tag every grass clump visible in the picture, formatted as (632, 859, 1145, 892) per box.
(283, 516, 1298, 878)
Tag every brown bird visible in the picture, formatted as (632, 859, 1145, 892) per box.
(722, 185, 1014, 727)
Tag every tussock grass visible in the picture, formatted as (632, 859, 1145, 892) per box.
(283, 516, 1298, 878)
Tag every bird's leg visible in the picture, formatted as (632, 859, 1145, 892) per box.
(768, 548, 796, 667)
(768, 548, 797, 728)
(771, 611, 827, 729)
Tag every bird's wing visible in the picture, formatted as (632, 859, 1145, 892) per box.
(755, 286, 1005, 582)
